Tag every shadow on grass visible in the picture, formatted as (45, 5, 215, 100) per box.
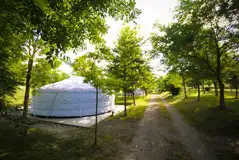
(0, 120, 126, 160)
(0, 96, 148, 160)
(115, 96, 144, 106)
(160, 91, 239, 160)
(161, 91, 239, 137)
(112, 95, 150, 122)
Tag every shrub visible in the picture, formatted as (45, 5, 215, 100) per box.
(166, 84, 180, 96)
(205, 87, 210, 92)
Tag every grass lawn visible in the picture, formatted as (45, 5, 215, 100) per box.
(0, 93, 150, 160)
(113, 95, 150, 121)
(161, 90, 239, 137)
(0, 121, 124, 160)
(6, 87, 29, 107)
(161, 90, 239, 160)
(157, 96, 171, 120)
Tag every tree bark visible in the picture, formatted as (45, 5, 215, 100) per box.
(236, 85, 238, 99)
(123, 61, 127, 116)
(23, 58, 34, 118)
(123, 88, 127, 116)
(213, 80, 218, 96)
(132, 92, 136, 106)
(94, 87, 98, 146)
(202, 80, 205, 94)
(207, 82, 211, 90)
(218, 80, 225, 109)
(197, 83, 200, 102)
(215, 36, 225, 109)
(182, 76, 187, 99)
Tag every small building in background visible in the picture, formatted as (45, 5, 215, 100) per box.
(133, 88, 145, 96)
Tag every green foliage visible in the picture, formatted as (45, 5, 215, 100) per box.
(72, 45, 113, 93)
(0, 0, 140, 109)
(151, 0, 239, 108)
(73, 55, 103, 88)
(6, 87, 28, 107)
(109, 26, 150, 93)
(1, 0, 141, 58)
(157, 73, 182, 93)
(31, 58, 69, 92)
(0, 24, 25, 106)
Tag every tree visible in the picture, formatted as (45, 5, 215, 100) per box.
(1, 0, 141, 57)
(151, 23, 212, 100)
(73, 46, 112, 146)
(156, 73, 182, 97)
(128, 55, 153, 105)
(108, 26, 144, 116)
(31, 58, 69, 91)
(230, 74, 239, 99)
(22, 32, 49, 118)
(73, 55, 102, 146)
(138, 62, 155, 97)
(1, 0, 141, 116)
(0, 19, 25, 109)
(174, 0, 239, 109)
(151, 3, 239, 108)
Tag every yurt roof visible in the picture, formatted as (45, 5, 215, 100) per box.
(38, 76, 96, 93)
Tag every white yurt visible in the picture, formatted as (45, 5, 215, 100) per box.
(133, 88, 145, 96)
(29, 76, 115, 117)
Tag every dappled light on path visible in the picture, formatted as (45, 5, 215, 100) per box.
(161, 98, 216, 160)
(122, 94, 190, 160)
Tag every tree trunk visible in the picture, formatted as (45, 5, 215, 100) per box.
(23, 58, 34, 118)
(202, 80, 205, 94)
(94, 87, 98, 146)
(197, 83, 200, 102)
(208, 82, 211, 90)
(123, 88, 127, 116)
(214, 36, 225, 109)
(142, 88, 146, 98)
(182, 77, 187, 99)
(132, 92, 136, 106)
(236, 85, 238, 99)
(213, 80, 218, 96)
(218, 80, 225, 109)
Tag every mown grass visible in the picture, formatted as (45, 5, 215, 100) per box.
(1, 93, 151, 160)
(5, 87, 28, 107)
(0, 121, 124, 160)
(160, 91, 239, 160)
(161, 90, 239, 137)
(115, 95, 143, 105)
(156, 96, 171, 120)
(112, 95, 150, 121)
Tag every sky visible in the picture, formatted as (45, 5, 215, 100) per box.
(59, 0, 179, 76)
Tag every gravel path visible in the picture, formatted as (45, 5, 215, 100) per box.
(161, 97, 216, 160)
(123, 94, 190, 160)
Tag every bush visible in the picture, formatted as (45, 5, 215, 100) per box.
(166, 84, 180, 96)
(205, 87, 210, 92)
(0, 99, 6, 111)
(172, 87, 180, 96)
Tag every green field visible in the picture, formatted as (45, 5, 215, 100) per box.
(0, 94, 150, 160)
(113, 95, 150, 121)
(6, 87, 29, 107)
(161, 90, 239, 136)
